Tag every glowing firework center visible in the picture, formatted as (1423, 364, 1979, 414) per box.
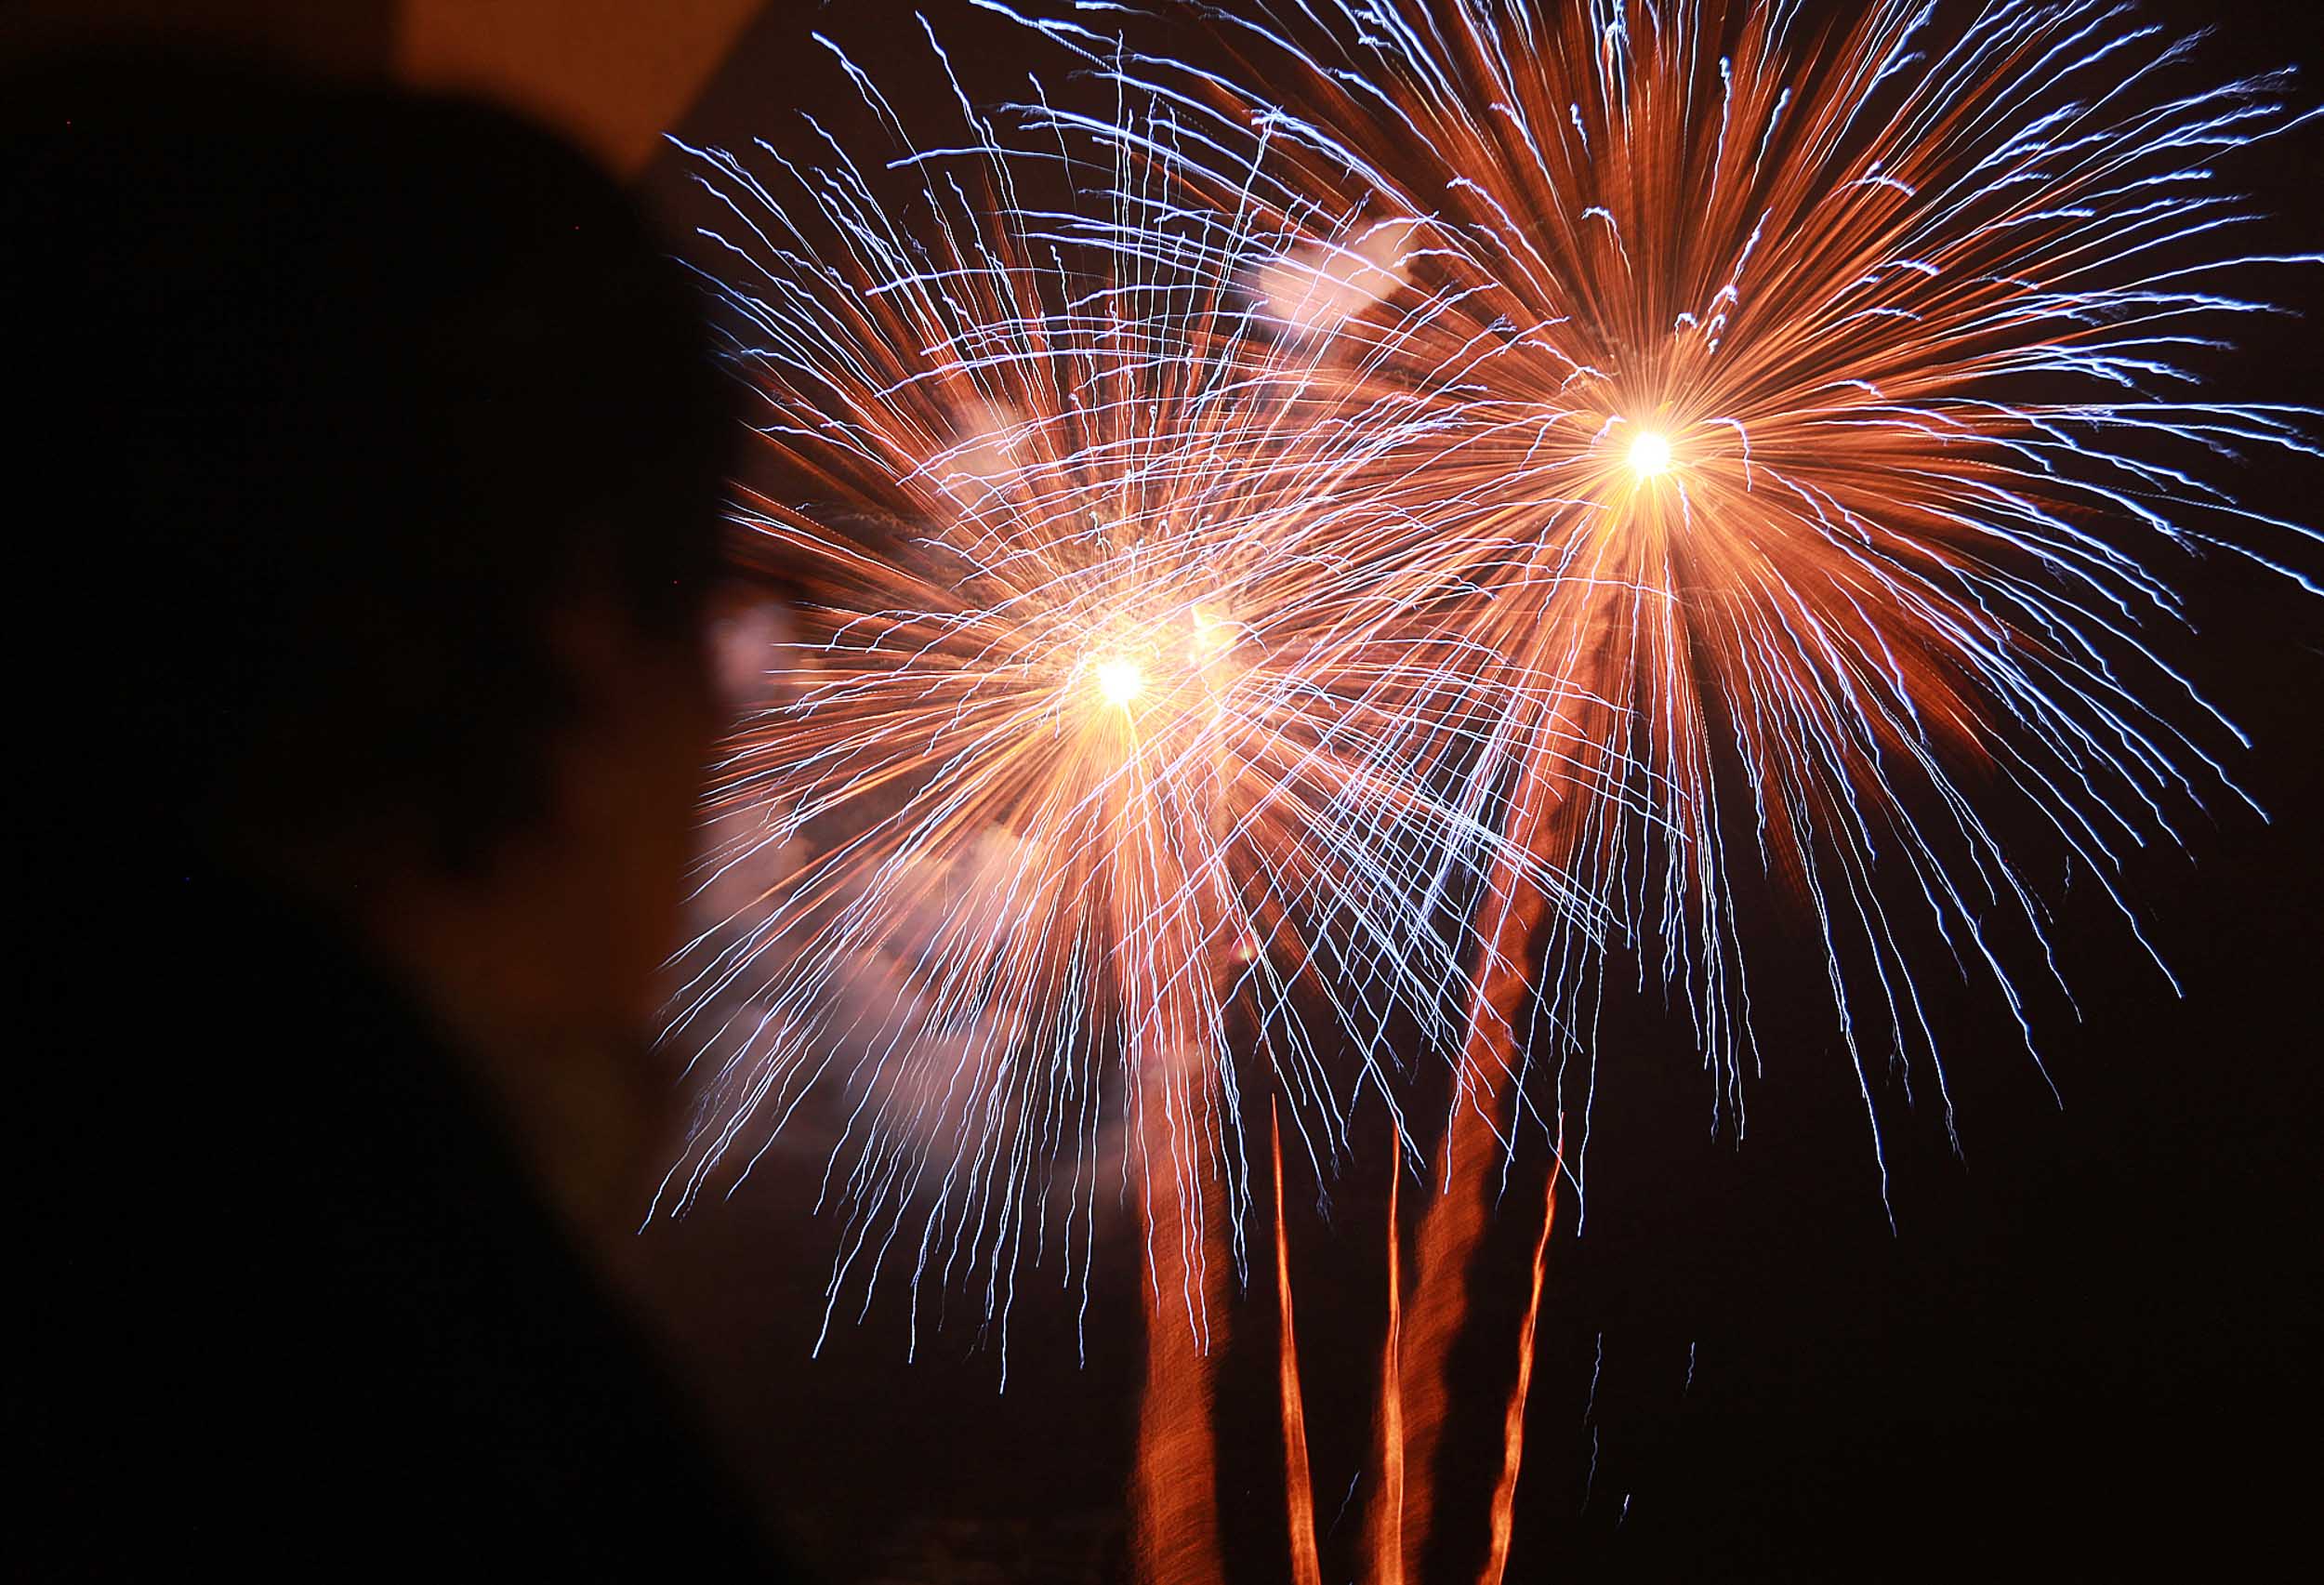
(1094, 657, 1144, 707)
(1082, 606, 1246, 724)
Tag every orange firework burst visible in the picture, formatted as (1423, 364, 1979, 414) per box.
(1011, 0, 2322, 1186)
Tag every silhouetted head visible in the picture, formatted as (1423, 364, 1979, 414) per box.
(13, 59, 740, 1035)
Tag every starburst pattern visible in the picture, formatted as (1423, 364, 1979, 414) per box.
(999, 0, 2321, 1197)
(649, 35, 1597, 1357)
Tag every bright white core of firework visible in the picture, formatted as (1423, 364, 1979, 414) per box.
(1095, 657, 1145, 707)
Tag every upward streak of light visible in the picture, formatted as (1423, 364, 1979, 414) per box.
(1484, 1147, 1564, 1585)
(1271, 1103, 1324, 1585)
(1131, 1063, 1227, 1585)
(1367, 1127, 1406, 1585)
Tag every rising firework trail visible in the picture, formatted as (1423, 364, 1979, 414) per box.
(1481, 1142, 1564, 1585)
(1269, 1103, 1326, 1585)
(648, 26, 1596, 1384)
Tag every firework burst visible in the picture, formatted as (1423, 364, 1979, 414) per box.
(1000, 0, 2323, 1197)
(648, 33, 1599, 1359)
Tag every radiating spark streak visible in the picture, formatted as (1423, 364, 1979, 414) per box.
(1271, 1102, 1324, 1585)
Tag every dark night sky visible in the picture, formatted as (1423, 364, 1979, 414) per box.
(620, 3, 2324, 1578)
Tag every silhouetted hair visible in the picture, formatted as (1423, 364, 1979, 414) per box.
(10, 59, 734, 867)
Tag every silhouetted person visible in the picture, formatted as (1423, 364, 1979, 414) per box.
(15, 59, 787, 1578)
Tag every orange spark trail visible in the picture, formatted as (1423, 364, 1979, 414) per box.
(1271, 1103, 1323, 1585)
(1482, 1148, 1563, 1585)
(1399, 758, 1565, 1578)
(1395, 1094, 1500, 1578)
(1367, 1126, 1406, 1585)
(1131, 1076, 1227, 1585)
(1129, 1018, 1236, 1571)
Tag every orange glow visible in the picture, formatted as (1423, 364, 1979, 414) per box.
(1130, 1061, 1227, 1585)
(398, 0, 763, 174)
